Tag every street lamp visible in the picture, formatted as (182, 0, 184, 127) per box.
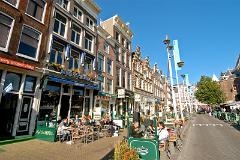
(172, 40, 185, 121)
(181, 74, 191, 114)
(163, 35, 179, 120)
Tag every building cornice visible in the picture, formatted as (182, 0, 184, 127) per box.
(113, 15, 133, 40)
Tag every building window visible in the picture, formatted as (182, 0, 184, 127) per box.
(73, 7, 83, 22)
(126, 54, 129, 67)
(136, 77, 139, 88)
(98, 75, 104, 91)
(104, 43, 109, 53)
(122, 37, 125, 46)
(122, 52, 125, 65)
(3, 0, 18, 7)
(53, 12, 66, 37)
(127, 73, 131, 90)
(106, 79, 112, 94)
(122, 71, 125, 88)
(84, 56, 92, 73)
(24, 76, 36, 93)
(127, 41, 131, 50)
(0, 12, 14, 51)
(107, 58, 112, 75)
(17, 26, 41, 60)
(115, 32, 119, 42)
(85, 33, 93, 52)
(86, 17, 94, 31)
(26, 0, 46, 22)
(71, 24, 81, 45)
(117, 67, 120, 86)
(68, 50, 79, 70)
(115, 45, 119, 61)
(98, 53, 104, 72)
(56, 0, 68, 10)
(49, 41, 64, 64)
(4, 72, 21, 92)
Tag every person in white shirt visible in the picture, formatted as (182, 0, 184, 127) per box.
(157, 122, 169, 143)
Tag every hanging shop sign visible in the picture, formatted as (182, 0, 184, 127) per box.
(118, 89, 125, 98)
(134, 94, 141, 102)
(0, 56, 35, 70)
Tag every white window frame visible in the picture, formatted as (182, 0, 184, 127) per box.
(50, 41, 65, 64)
(71, 24, 81, 45)
(69, 54, 79, 70)
(25, 0, 47, 24)
(104, 43, 109, 54)
(16, 25, 42, 61)
(107, 58, 112, 75)
(85, 33, 93, 52)
(3, 0, 20, 8)
(107, 78, 113, 94)
(73, 6, 83, 23)
(98, 53, 104, 72)
(0, 11, 15, 52)
(86, 16, 94, 31)
(56, 0, 69, 11)
(53, 12, 67, 38)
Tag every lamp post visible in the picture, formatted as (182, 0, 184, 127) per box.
(181, 74, 191, 114)
(175, 61, 184, 121)
(163, 35, 179, 120)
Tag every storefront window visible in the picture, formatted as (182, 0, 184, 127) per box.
(63, 85, 70, 93)
(38, 81, 60, 121)
(85, 89, 90, 96)
(85, 98, 90, 112)
(73, 86, 84, 96)
(71, 86, 84, 116)
(4, 72, 21, 92)
(24, 76, 36, 93)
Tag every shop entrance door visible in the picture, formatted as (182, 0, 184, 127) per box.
(17, 96, 33, 135)
(0, 93, 18, 139)
(60, 95, 70, 119)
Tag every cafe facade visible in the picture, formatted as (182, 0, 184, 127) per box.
(0, 0, 52, 139)
(38, 0, 101, 122)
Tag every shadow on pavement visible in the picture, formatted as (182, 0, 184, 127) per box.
(101, 149, 114, 160)
(230, 124, 240, 131)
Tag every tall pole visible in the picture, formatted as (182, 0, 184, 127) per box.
(181, 76, 188, 113)
(186, 85, 192, 114)
(165, 37, 179, 120)
(175, 70, 184, 121)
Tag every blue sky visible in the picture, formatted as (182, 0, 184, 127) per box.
(95, 0, 240, 84)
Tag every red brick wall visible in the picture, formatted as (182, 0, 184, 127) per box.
(0, 0, 53, 68)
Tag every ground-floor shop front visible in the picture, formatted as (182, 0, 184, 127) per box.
(93, 91, 116, 120)
(38, 75, 99, 124)
(0, 56, 41, 139)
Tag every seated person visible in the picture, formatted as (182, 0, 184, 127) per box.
(58, 118, 71, 142)
(74, 114, 80, 123)
(157, 122, 169, 143)
(131, 122, 143, 138)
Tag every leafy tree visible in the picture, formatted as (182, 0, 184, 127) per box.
(195, 76, 226, 106)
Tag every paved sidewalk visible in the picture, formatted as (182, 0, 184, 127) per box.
(0, 132, 125, 160)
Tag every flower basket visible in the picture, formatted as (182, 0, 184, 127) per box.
(48, 63, 64, 72)
(87, 71, 96, 80)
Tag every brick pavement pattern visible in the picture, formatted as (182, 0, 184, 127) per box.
(0, 134, 124, 160)
(177, 114, 240, 160)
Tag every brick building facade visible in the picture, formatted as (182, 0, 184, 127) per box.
(0, 0, 52, 138)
